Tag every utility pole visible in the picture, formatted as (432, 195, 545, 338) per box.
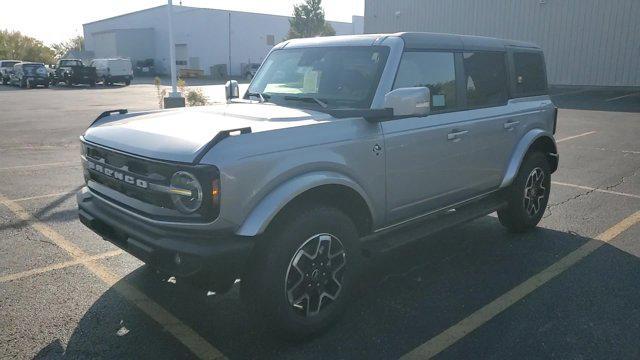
(164, 0, 185, 108)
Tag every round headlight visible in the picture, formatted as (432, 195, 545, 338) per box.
(170, 171, 203, 214)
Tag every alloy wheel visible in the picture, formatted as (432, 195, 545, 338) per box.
(285, 233, 347, 317)
(523, 167, 546, 217)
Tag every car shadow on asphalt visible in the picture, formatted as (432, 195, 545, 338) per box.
(57, 216, 639, 359)
(0, 186, 82, 232)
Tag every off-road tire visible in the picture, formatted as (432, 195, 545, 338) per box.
(241, 206, 361, 340)
(498, 151, 551, 232)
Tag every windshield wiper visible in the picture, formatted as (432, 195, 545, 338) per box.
(283, 95, 328, 108)
(246, 92, 270, 103)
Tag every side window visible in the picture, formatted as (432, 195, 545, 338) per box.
(463, 52, 508, 108)
(513, 51, 547, 96)
(393, 51, 456, 111)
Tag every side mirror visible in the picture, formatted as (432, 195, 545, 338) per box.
(225, 80, 239, 101)
(383, 87, 430, 117)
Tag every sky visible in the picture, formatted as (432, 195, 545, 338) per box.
(0, 0, 364, 46)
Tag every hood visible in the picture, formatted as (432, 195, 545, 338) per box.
(83, 103, 335, 163)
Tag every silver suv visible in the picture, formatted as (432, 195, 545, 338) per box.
(77, 32, 558, 338)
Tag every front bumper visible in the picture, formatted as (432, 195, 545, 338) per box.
(25, 77, 48, 85)
(77, 187, 253, 290)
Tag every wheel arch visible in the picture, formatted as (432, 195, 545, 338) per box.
(235, 171, 375, 238)
(500, 129, 558, 188)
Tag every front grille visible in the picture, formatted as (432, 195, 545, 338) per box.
(83, 144, 175, 209)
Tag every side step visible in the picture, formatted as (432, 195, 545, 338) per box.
(362, 193, 507, 254)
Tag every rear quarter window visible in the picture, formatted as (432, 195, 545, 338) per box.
(513, 51, 548, 96)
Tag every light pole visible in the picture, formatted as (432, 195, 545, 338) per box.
(164, 0, 185, 108)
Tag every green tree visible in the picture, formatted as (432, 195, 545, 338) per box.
(51, 35, 84, 60)
(286, 0, 335, 40)
(0, 30, 56, 64)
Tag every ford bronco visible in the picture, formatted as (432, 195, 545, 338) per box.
(77, 32, 558, 338)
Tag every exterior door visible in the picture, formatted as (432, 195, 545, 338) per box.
(382, 51, 477, 224)
(459, 51, 518, 192)
(175, 44, 188, 70)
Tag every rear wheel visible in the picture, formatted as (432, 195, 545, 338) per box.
(242, 206, 361, 339)
(498, 151, 551, 232)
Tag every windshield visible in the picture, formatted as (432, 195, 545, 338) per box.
(23, 64, 47, 76)
(247, 46, 389, 109)
(59, 60, 83, 67)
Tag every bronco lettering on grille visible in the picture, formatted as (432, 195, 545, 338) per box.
(86, 160, 148, 189)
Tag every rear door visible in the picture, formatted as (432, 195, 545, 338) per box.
(456, 51, 516, 192)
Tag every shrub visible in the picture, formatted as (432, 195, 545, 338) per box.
(186, 88, 209, 106)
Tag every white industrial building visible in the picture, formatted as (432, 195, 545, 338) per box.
(364, 0, 639, 87)
(83, 5, 364, 77)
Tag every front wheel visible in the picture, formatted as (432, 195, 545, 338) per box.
(242, 206, 361, 339)
(498, 151, 551, 232)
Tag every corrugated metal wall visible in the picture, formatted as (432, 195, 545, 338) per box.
(364, 0, 640, 87)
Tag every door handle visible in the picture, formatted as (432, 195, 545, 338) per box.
(447, 130, 469, 141)
(503, 120, 520, 130)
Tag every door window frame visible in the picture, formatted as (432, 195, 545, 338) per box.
(460, 50, 511, 110)
(392, 49, 464, 115)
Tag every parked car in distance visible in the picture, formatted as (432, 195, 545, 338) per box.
(77, 32, 558, 339)
(244, 63, 261, 80)
(1, 60, 20, 85)
(50, 59, 97, 87)
(9, 62, 50, 88)
(90, 58, 133, 86)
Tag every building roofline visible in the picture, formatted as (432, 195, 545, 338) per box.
(83, 4, 354, 27)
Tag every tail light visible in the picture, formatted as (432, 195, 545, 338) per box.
(553, 106, 558, 134)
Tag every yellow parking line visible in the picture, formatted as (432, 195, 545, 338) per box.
(0, 250, 123, 284)
(401, 210, 640, 360)
(0, 193, 226, 360)
(552, 181, 640, 200)
(0, 161, 78, 171)
(556, 131, 596, 143)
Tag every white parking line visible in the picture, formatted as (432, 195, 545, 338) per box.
(556, 131, 597, 143)
(0, 250, 123, 284)
(0, 161, 78, 171)
(604, 92, 640, 102)
(0, 193, 226, 360)
(401, 210, 640, 359)
(552, 181, 640, 200)
(10, 191, 75, 202)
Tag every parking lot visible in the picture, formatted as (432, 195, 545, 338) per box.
(1, 82, 639, 359)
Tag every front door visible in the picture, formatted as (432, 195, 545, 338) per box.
(382, 51, 476, 224)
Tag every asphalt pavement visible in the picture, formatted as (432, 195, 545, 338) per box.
(1, 81, 639, 359)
